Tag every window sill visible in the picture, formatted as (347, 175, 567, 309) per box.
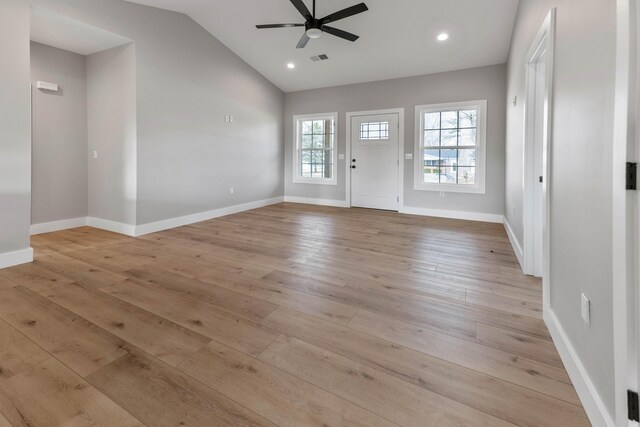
(293, 178, 338, 186)
(413, 183, 486, 194)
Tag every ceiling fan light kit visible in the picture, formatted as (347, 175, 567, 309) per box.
(306, 27, 323, 39)
(257, 0, 368, 48)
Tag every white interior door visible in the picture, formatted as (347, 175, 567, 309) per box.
(533, 49, 547, 277)
(350, 113, 399, 210)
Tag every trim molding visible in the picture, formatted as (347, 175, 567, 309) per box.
(399, 206, 503, 223)
(135, 196, 284, 236)
(284, 196, 349, 208)
(292, 112, 338, 186)
(345, 108, 406, 209)
(523, 9, 556, 303)
(414, 101, 487, 195)
(27, 197, 286, 239)
(30, 217, 88, 235)
(0, 247, 34, 269)
(612, 0, 637, 423)
(503, 217, 524, 270)
(87, 217, 137, 237)
(544, 307, 615, 427)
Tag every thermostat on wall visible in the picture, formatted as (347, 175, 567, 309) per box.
(36, 81, 59, 92)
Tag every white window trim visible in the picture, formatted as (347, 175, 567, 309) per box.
(293, 112, 338, 186)
(414, 100, 487, 194)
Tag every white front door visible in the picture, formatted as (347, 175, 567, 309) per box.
(350, 113, 399, 211)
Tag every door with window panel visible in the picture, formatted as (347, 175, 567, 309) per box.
(350, 113, 399, 210)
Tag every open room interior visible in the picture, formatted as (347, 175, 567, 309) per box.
(0, 0, 637, 426)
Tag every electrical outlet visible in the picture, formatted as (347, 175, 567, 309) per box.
(581, 293, 590, 325)
(439, 191, 445, 198)
(229, 116, 234, 123)
(93, 151, 98, 159)
(229, 187, 235, 195)
(405, 153, 413, 160)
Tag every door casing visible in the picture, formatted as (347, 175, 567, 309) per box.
(524, 39, 548, 278)
(345, 108, 405, 209)
(613, 0, 639, 425)
(522, 10, 555, 309)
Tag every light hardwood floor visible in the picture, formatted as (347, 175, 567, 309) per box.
(0, 203, 589, 426)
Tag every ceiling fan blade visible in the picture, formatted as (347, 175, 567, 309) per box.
(289, 0, 313, 20)
(296, 33, 311, 48)
(319, 3, 368, 25)
(322, 25, 359, 42)
(256, 24, 305, 29)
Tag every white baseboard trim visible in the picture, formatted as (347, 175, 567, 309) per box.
(87, 217, 137, 237)
(503, 217, 524, 270)
(30, 217, 88, 235)
(0, 247, 34, 269)
(398, 206, 504, 223)
(27, 198, 285, 239)
(284, 196, 350, 208)
(134, 196, 284, 236)
(544, 307, 615, 427)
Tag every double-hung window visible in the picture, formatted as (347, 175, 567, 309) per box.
(414, 100, 487, 193)
(293, 113, 338, 185)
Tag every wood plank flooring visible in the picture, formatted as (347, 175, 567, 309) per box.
(0, 203, 589, 426)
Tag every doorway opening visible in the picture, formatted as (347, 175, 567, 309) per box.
(523, 11, 555, 303)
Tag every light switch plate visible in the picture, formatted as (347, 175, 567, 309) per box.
(405, 153, 413, 160)
(581, 293, 590, 325)
(338, 154, 345, 160)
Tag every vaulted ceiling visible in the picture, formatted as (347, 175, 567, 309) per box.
(31, 6, 132, 56)
(126, 0, 519, 92)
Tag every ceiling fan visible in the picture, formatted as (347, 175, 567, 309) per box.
(256, 0, 368, 48)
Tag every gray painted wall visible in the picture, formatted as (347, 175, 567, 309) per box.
(87, 43, 137, 225)
(505, 0, 616, 415)
(0, 0, 31, 255)
(32, 0, 285, 226)
(30, 42, 88, 225)
(284, 64, 507, 215)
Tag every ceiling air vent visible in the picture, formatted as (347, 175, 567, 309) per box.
(310, 54, 329, 62)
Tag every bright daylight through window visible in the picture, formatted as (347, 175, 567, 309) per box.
(360, 121, 389, 140)
(415, 101, 487, 193)
(293, 113, 337, 185)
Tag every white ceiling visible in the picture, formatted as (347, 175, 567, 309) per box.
(31, 6, 132, 56)
(130, 0, 519, 92)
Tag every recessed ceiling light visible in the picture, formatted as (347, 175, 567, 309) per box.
(287, 62, 296, 69)
(437, 32, 449, 42)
